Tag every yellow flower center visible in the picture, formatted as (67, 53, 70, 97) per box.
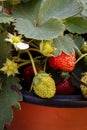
(0, 59, 19, 76)
(8, 65, 14, 71)
(40, 40, 54, 56)
(44, 44, 54, 53)
(12, 36, 20, 43)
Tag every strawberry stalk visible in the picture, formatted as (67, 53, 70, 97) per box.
(26, 50, 38, 92)
(27, 50, 37, 76)
(43, 58, 47, 72)
(28, 48, 40, 53)
(75, 53, 87, 64)
(18, 60, 31, 68)
(70, 72, 87, 87)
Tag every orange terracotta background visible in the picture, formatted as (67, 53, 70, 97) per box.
(7, 102, 87, 130)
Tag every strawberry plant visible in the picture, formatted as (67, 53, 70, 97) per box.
(0, 0, 87, 129)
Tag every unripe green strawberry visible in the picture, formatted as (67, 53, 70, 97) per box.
(80, 42, 87, 54)
(80, 72, 87, 98)
(32, 71, 56, 98)
(76, 51, 83, 58)
(83, 56, 87, 66)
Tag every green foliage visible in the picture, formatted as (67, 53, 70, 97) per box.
(14, 17, 65, 40)
(0, 0, 87, 129)
(64, 17, 87, 34)
(0, 31, 22, 130)
(0, 13, 13, 23)
(0, 76, 22, 130)
(12, 2, 64, 40)
(53, 35, 77, 55)
(81, 3, 87, 17)
(12, 0, 82, 40)
(0, 32, 12, 66)
(71, 63, 86, 88)
(80, 0, 87, 3)
(37, 0, 82, 22)
(69, 35, 84, 49)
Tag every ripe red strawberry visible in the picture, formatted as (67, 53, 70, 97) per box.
(23, 65, 40, 87)
(56, 78, 76, 95)
(48, 52, 76, 72)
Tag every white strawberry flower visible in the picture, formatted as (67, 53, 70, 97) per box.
(5, 33, 29, 50)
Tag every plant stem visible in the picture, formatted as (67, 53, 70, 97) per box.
(34, 55, 43, 60)
(18, 61, 31, 68)
(27, 50, 37, 75)
(0, 25, 4, 31)
(70, 72, 87, 87)
(26, 50, 38, 92)
(28, 41, 39, 48)
(27, 39, 35, 44)
(43, 57, 48, 72)
(75, 53, 87, 64)
(28, 48, 40, 53)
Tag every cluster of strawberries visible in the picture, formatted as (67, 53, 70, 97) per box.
(22, 52, 76, 97)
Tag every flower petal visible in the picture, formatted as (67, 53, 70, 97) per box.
(5, 38, 13, 43)
(17, 42, 29, 50)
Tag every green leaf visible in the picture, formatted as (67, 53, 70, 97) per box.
(80, 0, 87, 4)
(14, 17, 65, 40)
(69, 34, 84, 49)
(53, 35, 77, 55)
(81, 3, 87, 17)
(0, 32, 12, 67)
(13, 0, 43, 22)
(0, 13, 13, 23)
(38, 0, 82, 24)
(13, 0, 82, 40)
(64, 16, 87, 34)
(13, 102, 21, 110)
(13, 0, 65, 40)
(0, 76, 22, 130)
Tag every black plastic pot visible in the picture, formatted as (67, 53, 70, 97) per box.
(22, 90, 87, 108)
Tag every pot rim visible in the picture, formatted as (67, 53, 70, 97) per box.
(21, 90, 87, 108)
